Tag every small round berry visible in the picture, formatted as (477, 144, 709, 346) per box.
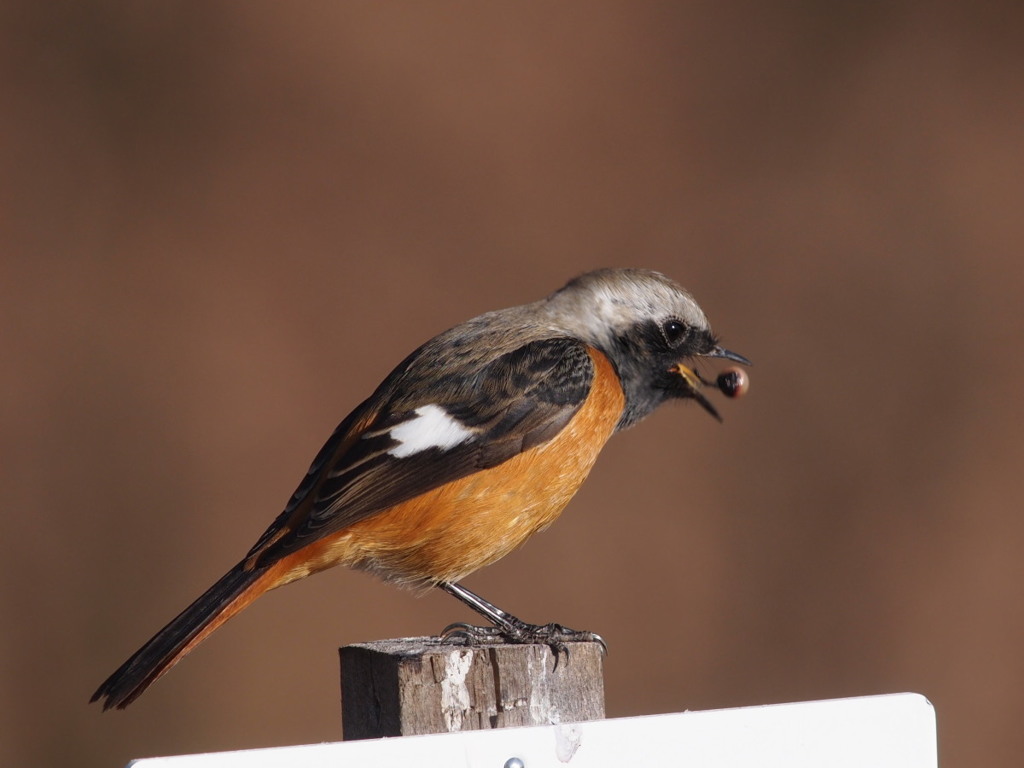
(716, 367, 749, 398)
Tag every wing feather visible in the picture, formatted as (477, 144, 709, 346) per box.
(244, 338, 595, 568)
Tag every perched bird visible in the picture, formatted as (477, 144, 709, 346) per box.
(92, 268, 749, 710)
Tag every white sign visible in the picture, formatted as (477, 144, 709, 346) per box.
(129, 692, 937, 768)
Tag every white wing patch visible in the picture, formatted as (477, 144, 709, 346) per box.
(386, 404, 475, 458)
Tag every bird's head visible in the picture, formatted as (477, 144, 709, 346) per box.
(546, 268, 750, 428)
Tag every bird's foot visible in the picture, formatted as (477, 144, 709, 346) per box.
(440, 619, 606, 666)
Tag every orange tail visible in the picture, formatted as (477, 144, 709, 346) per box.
(91, 562, 280, 710)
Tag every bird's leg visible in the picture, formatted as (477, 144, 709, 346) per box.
(436, 581, 607, 659)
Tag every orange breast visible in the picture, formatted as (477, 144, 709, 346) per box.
(274, 348, 625, 587)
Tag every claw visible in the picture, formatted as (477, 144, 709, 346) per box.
(435, 582, 606, 666)
(438, 619, 607, 667)
(440, 622, 505, 646)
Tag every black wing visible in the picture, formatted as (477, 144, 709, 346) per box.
(245, 337, 595, 567)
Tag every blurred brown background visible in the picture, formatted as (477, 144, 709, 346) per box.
(3, 3, 1023, 767)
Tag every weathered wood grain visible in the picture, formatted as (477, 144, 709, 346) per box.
(340, 636, 605, 740)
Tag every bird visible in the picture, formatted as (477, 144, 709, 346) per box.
(91, 268, 749, 710)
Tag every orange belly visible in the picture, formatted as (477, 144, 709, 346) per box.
(275, 349, 625, 587)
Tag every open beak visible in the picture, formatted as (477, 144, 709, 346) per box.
(670, 362, 723, 422)
(670, 346, 750, 422)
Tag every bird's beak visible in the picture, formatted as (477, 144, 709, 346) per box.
(704, 345, 752, 366)
(669, 346, 750, 422)
(670, 362, 723, 422)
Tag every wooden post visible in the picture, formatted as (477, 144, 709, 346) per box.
(340, 636, 605, 740)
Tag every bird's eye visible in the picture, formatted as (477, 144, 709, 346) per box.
(661, 319, 688, 346)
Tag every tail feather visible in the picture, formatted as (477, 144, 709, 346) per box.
(91, 562, 275, 710)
